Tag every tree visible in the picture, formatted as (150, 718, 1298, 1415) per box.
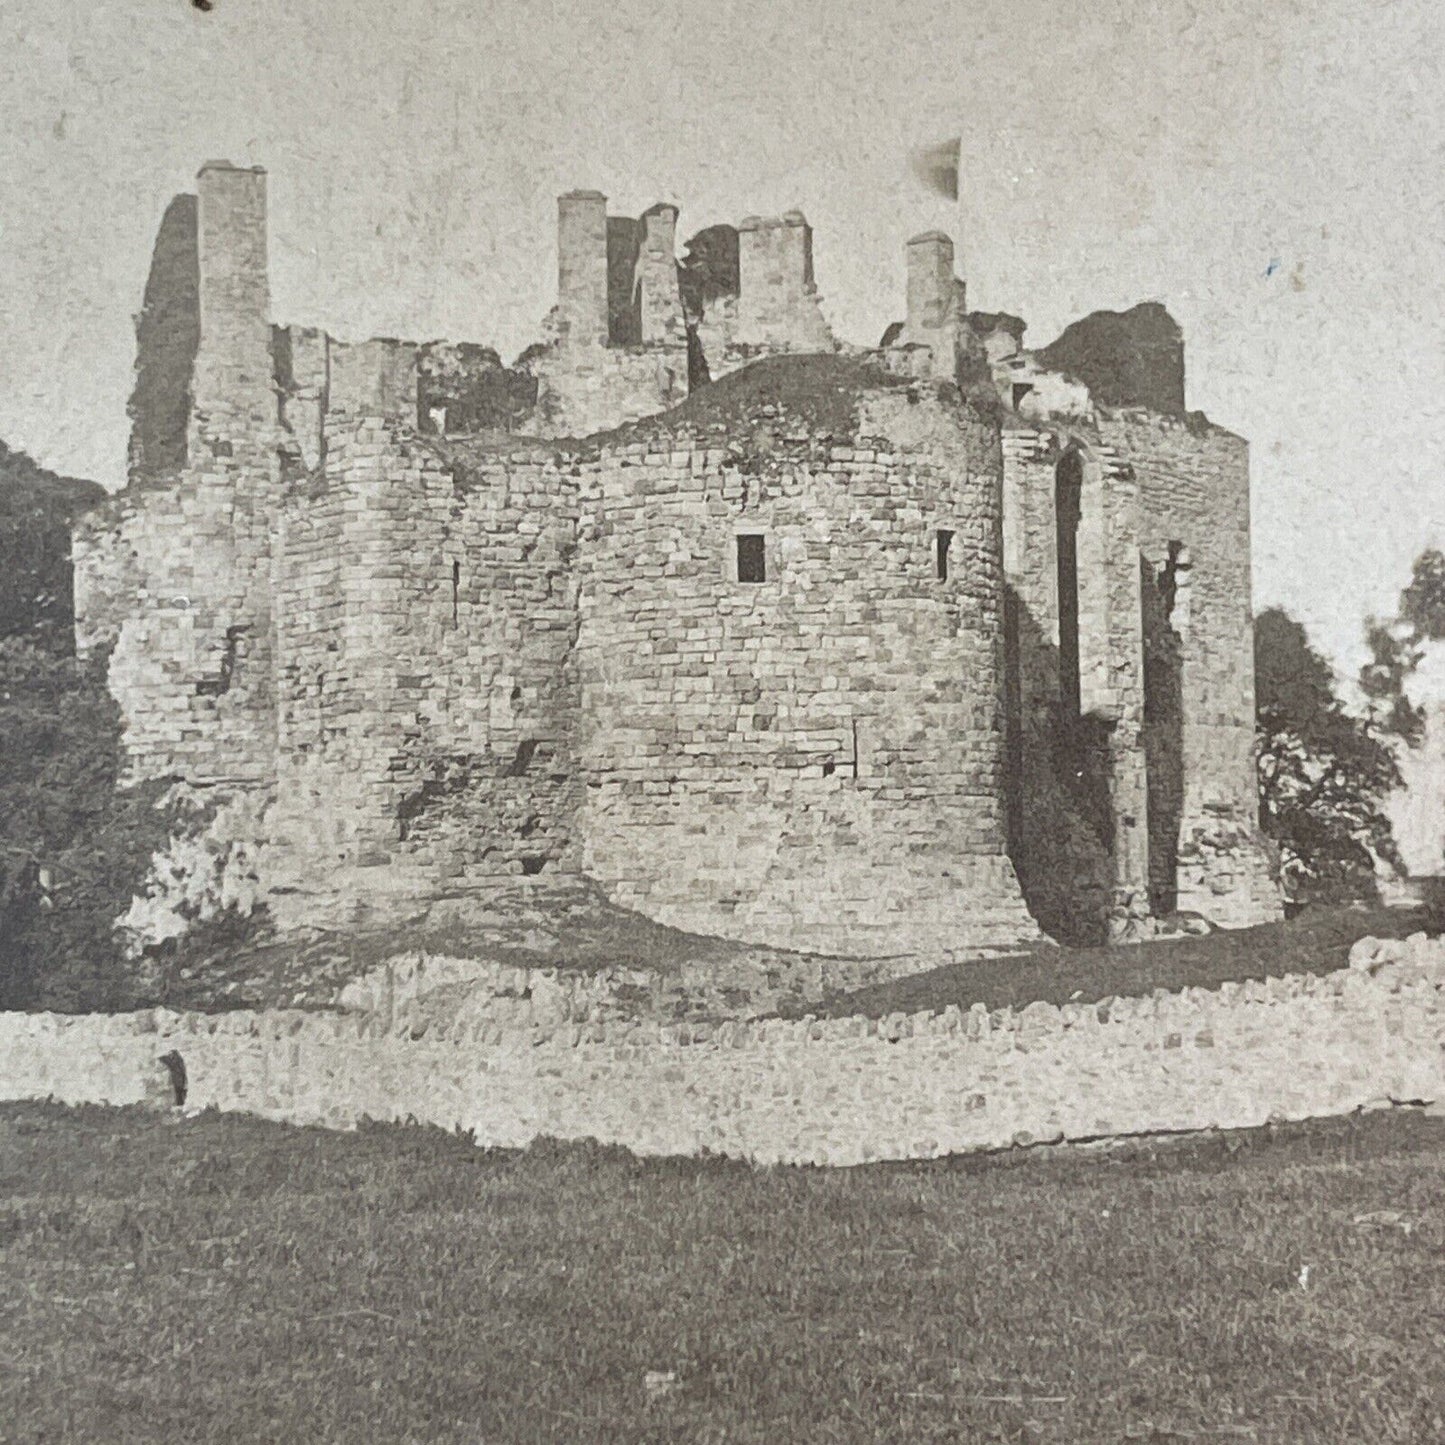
(1255, 608, 1402, 905)
(0, 443, 172, 1010)
(0, 639, 172, 1009)
(0, 440, 103, 653)
(1399, 547, 1445, 641)
(1359, 547, 1445, 744)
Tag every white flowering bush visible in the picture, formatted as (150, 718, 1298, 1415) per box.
(118, 787, 272, 957)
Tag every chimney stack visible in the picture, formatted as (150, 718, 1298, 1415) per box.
(637, 204, 684, 344)
(194, 161, 273, 429)
(557, 190, 610, 349)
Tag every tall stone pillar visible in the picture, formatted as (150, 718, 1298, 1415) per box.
(735, 212, 831, 351)
(557, 190, 610, 349)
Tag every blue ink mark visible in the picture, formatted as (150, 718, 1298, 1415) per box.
(1265, 257, 1281, 278)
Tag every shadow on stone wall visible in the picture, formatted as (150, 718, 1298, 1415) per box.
(127, 194, 199, 484)
(1142, 553, 1185, 915)
(1002, 585, 1114, 944)
(606, 217, 643, 347)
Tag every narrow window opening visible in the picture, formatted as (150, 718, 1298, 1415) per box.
(507, 739, 539, 776)
(935, 528, 954, 581)
(850, 719, 861, 780)
(736, 533, 766, 584)
(1012, 382, 1034, 411)
(159, 1050, 187, 1106)
(822, 757, 836, 777)
(451, 559, 460, 626)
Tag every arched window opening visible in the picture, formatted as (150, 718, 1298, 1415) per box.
(935, 528, 954, 581)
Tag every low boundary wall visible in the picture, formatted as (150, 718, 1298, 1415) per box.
(2, 937, 1442, 1165)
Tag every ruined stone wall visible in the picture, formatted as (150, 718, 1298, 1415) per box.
(273, 325, 329, 472)
(267, 421, 583, 926)
(79, 170, 1283, 952)
(572, 369, 1038, 957)
(73, 476, 277, 790)
(74, 163, 279, 793)
(691, 213, 837, 387)
(994, 391, 1279, 937)
(529, 342, 689, 439)
(262, 361, 1042, 955)
(1098, 410, 1278, 925)
(521, 189, 692, 439)
(327, 339, 419, 426)
(4, 935, 1440, 1167)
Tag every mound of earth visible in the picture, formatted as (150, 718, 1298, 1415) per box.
(145, 878, 949, 1022)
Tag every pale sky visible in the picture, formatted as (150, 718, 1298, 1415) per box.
(1, 0, 1441, 688)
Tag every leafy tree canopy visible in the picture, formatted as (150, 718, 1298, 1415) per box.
(1359, 547, 1445, 744)
(0, 445, 169, 1010)
(1255, 607, 1402, 905)
(0, 441, 104, 653)
(0, 639, 171, 1009)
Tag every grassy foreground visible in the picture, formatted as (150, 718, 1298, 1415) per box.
(2, 1105, 1444, 1443)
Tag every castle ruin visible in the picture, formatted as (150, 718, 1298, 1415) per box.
(73, 161, 1281, 957)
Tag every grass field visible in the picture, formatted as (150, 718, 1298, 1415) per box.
(3, 1103, 1444, 1443)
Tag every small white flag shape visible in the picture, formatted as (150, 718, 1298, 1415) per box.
(910, 137, 960, 200)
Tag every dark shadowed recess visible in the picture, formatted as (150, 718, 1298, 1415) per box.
(678, 223, 740, 319)
(607, 216, 644, 346)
